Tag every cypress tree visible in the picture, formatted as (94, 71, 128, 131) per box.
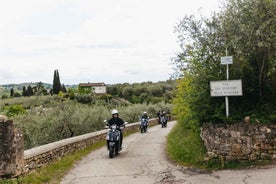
(62, 84, 67, 93)
(53, 69, 62, 94)
(10, 88, 14, 97)
(27, 85, 34, 96)
(22, 86, 28, 96)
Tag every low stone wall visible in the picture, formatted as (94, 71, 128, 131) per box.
(23, 118, 159, 173)
(201, 122, 276, 161)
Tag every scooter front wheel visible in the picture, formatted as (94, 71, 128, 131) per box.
(109, 146, 114, 158)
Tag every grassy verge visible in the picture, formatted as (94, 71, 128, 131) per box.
(166, 121, 207, 169)
(166, 120, 272, 171)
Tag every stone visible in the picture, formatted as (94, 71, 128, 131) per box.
(244, 116, 250, 123)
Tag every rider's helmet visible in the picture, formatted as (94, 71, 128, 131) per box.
(143, 111, 147, 115)
(111, 109, 119, 115)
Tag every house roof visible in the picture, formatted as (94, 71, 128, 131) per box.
(79, 82, 106, 87)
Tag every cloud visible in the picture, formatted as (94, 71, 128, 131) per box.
(0, 0, 221, 85)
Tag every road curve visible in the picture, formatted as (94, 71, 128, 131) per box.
(61, 121, 276, 184)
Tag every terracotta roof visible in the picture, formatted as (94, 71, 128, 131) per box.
(79, 82, 106, 87)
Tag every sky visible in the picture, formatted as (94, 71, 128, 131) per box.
(0, 0, 223, 85)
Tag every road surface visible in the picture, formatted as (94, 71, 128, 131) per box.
(61, 121, 276, 184)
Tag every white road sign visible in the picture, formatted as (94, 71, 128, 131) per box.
(210, 80, 242, 97)
(221, 56, 233, 65)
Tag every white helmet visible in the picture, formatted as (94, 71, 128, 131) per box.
(111, 109, 118, 115)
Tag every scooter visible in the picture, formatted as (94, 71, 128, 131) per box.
(160, 116, 167, 128)
(104, 120, 126, 158)
(140, 117, 149, 133)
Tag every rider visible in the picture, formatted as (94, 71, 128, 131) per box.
(107, 109, 125, 149)
(160, 111, 168, 124)
(141, 111, 149, 119)
(141, 111, 149, 128)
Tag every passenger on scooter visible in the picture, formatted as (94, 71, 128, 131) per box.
(107, 109, 125, 149)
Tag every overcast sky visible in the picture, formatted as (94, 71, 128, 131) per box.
(0, 0, 222, 85)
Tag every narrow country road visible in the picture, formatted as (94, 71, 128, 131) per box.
(61, 121, 276, 184)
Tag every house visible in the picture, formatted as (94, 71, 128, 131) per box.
(78, 82, 107, 94)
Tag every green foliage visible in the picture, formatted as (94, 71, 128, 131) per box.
(6, 95, 172, 149)
(0, 79, 175, 150)
(221, 0, 276, 105)
(13, 101, 108, 149)
(3, 104, 26, 117)
(172, 0, 276, 123)
(78, 85, 92, 94)
(107, 80, 176, 104)
(75, 94, 95, 104)
(1, 94, 8, 99)
(13, 92, 22, 97)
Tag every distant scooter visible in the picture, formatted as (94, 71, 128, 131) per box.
(160, 116, 167, 128)
(140, 117, 149, 133)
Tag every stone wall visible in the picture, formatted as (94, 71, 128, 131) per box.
(201, 122, 276, 161)
(0, 116, 24, 178)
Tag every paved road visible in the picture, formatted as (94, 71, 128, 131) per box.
(61, 121, 276, 184)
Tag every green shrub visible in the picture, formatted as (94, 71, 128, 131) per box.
(1, 94, 8, 99)
(4, 104, 26, 117)
(75, 94, 94, 104)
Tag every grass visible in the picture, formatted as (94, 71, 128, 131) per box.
(166, 121, 207, 169)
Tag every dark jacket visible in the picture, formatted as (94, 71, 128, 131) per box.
(141, 114, 149, 119)
(107, 117, 125, 129)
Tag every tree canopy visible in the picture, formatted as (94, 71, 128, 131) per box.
(172, 0, 276, 123)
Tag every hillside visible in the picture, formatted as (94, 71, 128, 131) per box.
(0, 82, 77, 96)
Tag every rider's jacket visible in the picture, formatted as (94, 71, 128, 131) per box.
(108, 117, 124, 130)
(141, 115, 149, 119)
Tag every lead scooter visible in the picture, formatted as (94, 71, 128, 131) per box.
(104, 120, 127, 158)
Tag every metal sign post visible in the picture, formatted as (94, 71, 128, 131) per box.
(220, 55, 233, 117)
